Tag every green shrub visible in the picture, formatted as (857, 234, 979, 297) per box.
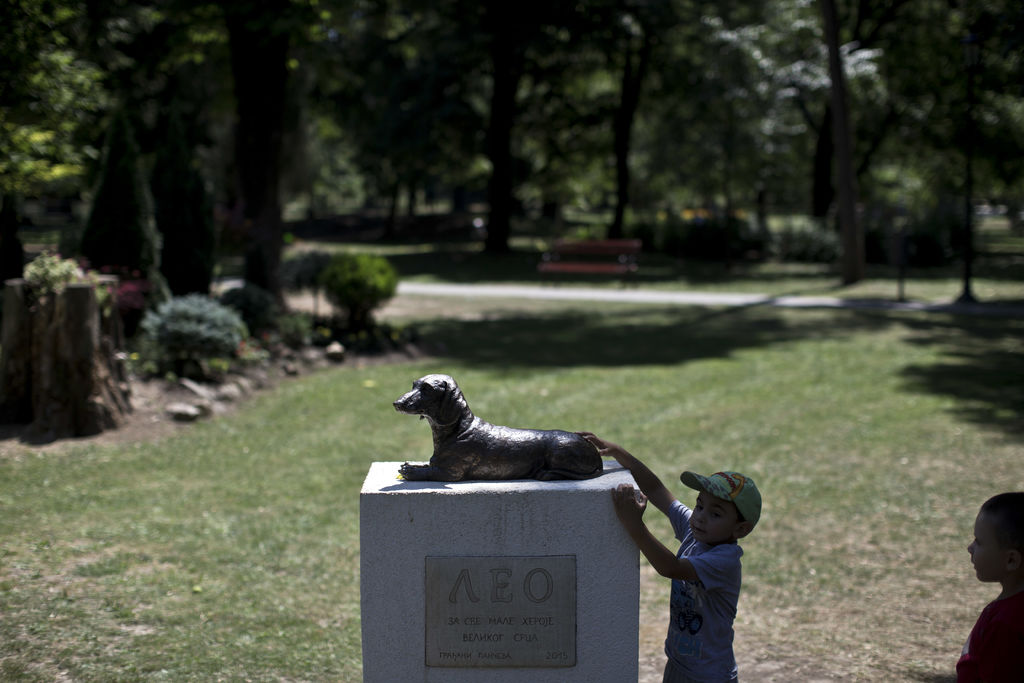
(22, 252, 116, 314)
(905, 202, 957, 267)
(902, 232, 950, 267)
(219, 284, 279, 336)
(624, 220, 657, 252)
(281, 251, 332, 291)
(23, 252, 82, 296)
(680, 219, 733, 260)
(139, 294, 247, 363)
(281, 251, 333, 317)
(770, 220, 840, 263)
(318, 253, 398, 331)
(652, 213, 763, 261)
(275, 312, 312, 349)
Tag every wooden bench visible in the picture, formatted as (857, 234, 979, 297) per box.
(537, 239, 642, 277)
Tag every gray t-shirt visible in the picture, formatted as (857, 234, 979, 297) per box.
(664, 499, 743, 683)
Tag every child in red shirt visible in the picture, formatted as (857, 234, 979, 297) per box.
(957, 492, 1024, 682)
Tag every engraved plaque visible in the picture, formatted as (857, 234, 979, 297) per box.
(424, 555, 576, 668)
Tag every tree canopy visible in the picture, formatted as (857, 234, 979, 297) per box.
(2, 0, 1022, 292)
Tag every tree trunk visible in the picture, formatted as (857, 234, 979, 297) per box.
(384, 181, 400, 238)
(406, 182, 417, 218)
(0, 278, 130, 439)
(225, 4, 291, 300)
(0, 194, 24, 283)
(0, 279, 33, 423)
(483, 6, 525, 254)
(756, 184, 769, 241)
(821, 0, 864, 284)
(1007, 199, 1023, 235)
(452, 186, 468, 213)
(811, 104, 835, 219)
(610, 28, 652, 240)
(541, 198, 561, 222)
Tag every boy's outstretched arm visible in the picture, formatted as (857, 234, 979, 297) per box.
(577, 432, 677, 514)
(612, 484, 699, 582)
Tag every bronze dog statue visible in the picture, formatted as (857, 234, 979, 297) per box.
(394, 374, 603, 482)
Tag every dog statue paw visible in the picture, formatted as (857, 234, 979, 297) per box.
(398, 462, 435, 481)
(394, 374, 603, 482)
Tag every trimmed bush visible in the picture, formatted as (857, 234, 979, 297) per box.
(140, 294, 247, 363)
(79, 111, 163, 284)
(318, 253, 398, 331)
(151, 104, 216, 296)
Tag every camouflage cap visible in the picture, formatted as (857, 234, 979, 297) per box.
(680, 471, 761, 528)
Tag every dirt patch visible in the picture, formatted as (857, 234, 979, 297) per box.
(0, 376, 182, 457)
(0, 343, 425, 459)
(636, 565, 838, 683)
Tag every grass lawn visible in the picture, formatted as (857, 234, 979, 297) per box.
(4, 210, 1024, 681)
(2, 292, 1022, 681)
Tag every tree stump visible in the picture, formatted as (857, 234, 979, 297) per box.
(0, 278, 131, 440)
(0, 279, 33, 423)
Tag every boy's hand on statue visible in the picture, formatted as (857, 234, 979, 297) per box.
(576, 431, 604, 449)
(577, 432, 626, 459)
(612, 483, 646, 523)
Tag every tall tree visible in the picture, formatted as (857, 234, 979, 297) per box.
(481, 2, 530, 253)
(478, 0, 597, 252)
(327, 1, 483, 234)
(224, 1, 295, 299)
(0, 1, 102, 280)
(820, 0, 863, 283)
(609, 8, 655, 239)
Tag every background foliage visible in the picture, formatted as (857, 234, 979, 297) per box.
(2, 0, 1022, 299)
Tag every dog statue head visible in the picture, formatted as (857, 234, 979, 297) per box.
(393, 374, 471, 428)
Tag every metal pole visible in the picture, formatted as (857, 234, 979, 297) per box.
(897, 224, 907, 302)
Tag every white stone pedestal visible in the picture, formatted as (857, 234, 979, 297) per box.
(359, 461, 639, 682)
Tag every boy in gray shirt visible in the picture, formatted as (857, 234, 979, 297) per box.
(579, 433, 761, 683)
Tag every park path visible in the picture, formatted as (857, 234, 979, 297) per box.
(394, 281, 1024, 317)
(264, 276, 1022, 318)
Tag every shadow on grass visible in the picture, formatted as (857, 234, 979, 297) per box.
(906, 674, 956, 683)
(899, 315, 1024, 440)
(414, 303, 1024, 443)
(416, 303, 890, 369)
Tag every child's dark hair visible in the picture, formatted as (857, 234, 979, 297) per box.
(980, 492, 1024, 551)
